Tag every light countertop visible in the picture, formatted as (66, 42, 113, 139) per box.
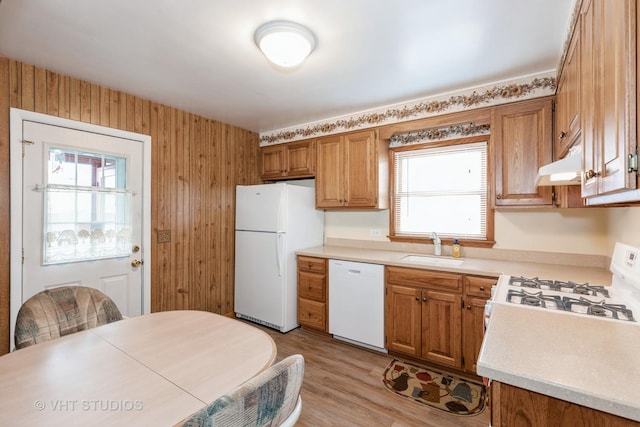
(297, 245, 612, 285)
(477, 304, 640, 422)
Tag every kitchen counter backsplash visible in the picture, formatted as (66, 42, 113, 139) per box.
(299, 238, 612, 285)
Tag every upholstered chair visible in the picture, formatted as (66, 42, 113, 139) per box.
(181, 354, 304, 427)
(14, 285, 123, 350)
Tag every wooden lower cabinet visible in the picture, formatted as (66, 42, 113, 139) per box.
(462, 296, 487, 373)
(297, 256, 328, 331)
(385, 267, 495, 375)
(385, 267, 464, 370)
(463, 275, 496, 373)
(492, 381, 639, 427)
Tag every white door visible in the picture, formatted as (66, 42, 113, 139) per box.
(10, 109, 151, 350)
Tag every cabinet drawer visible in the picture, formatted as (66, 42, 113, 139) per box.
(298, 298, 326, 330)
(386, 266, 462, 292)
(298, 256, 326, 273)
(465, 275, 497, 298)
(298, 271, 326, 302)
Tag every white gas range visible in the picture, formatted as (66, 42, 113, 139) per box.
(491, 242, 640, 324)
(478, 242, 640, 422)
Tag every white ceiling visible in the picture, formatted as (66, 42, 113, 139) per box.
(0, 0, 573, 134)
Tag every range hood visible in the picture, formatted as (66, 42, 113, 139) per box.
(536, 145, 582, 186)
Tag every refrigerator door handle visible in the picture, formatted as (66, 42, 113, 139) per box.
(276, 234, 283, 277)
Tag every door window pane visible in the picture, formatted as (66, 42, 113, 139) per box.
(43, 148, 131, 265)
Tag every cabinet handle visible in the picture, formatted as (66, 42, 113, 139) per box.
(479, 286, 485, 291)
(496, 194, 502, 199)
(559, 131, 567, 139)
(585, 169, 601, 180)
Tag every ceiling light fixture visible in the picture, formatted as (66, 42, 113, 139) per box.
(254, 21, 316, 68)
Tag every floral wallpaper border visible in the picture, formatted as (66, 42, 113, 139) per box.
(259, 71, 556, 146)
(389, 123, 491, 148)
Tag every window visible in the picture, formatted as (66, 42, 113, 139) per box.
(391, 137, 493, 245)
(43, 147, 132, 264)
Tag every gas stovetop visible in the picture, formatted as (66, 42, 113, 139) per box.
(504, 283, 635, 321)
(493, 241, 640, 324)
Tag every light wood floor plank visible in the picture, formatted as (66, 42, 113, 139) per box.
(247, 322, 491, 427)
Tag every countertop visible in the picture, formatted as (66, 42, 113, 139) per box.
(297, 245, 612, 284)
(477, 303, 640, 422)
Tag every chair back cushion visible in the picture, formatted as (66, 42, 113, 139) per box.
(181, 354, 304, 427)
(14, 286, 123, 349)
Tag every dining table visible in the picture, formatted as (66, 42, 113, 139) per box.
(0, 310, 277, 426)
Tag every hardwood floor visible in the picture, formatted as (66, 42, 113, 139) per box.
(247, 322, 491, 427)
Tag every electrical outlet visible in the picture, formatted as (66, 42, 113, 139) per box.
(157, 230, 171, 243)
(370, 229, 382, 237)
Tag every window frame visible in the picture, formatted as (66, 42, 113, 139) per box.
(389, 134, 495, 248)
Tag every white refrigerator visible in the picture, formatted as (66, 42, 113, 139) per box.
(234, 183, 324, 332)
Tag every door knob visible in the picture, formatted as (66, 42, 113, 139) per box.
(131, 259, 143, 267)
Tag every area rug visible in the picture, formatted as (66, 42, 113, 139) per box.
(382, 359, 487, 416)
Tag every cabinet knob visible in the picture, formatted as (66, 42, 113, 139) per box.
(466, 305, 472, 310)
(415, 297, 420, 301)
(559, 131, 567, 139)
(585, 169, 601, 180)
(422, 297, 427, 302)
(307, 263, 312, 268)
(496, 194, 502, 199)
(479, 286, 485, 291)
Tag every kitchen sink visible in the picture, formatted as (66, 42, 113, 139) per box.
(401, 254, 464, 266)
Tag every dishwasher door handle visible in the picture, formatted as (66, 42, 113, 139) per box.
(348, 269, 361, 274)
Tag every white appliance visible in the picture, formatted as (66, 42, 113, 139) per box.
(329, 260, 386, 352)
(234, 183, 323, 333)
(490, 242, 640, 323)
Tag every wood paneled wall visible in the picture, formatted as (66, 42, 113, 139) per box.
(0, 57, 261, 354)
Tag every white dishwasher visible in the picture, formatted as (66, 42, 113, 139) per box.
(329, 260, 386, 352)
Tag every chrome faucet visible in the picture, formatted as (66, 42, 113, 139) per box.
(431, 232, 442, 256)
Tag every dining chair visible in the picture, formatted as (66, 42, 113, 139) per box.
(14, 285, 123, 350)
(181, 354, 304, 427)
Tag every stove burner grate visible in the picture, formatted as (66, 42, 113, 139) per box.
(506, 289, 563, 309)
(508, 276, 610, 298)
(562, 297, 635, 321)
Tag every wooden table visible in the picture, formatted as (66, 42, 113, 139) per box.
(0, 310, 277, 426)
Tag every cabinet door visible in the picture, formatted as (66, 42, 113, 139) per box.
(344, 130, 377, 207)
(421, 290, 462, 369)
(462, 296, 486, 374)
(583, 0, 637, 197)
(316, 135, 345, 208)
(259, 145, 285, 179)
(493, 98, 554, 206)
(285, 140, 315, 178)
(385, 284, 422, 356)
(555, 20, 581, 160)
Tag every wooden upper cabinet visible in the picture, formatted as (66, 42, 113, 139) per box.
(555, 16, 581, 160)
(492, 97, 554, 207)
(581, 0, 638, 201)
(259, 140, 315, 180)
(315, 129, 388, 209)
